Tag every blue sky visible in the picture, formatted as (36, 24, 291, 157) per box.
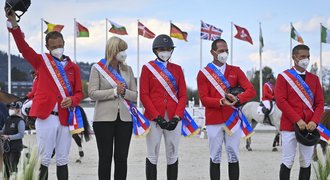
(1, 0, 330, 90)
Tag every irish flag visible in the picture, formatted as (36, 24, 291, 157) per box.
(109, 20, 128, 35)
(291, 24, 304, 44)
(75, 21, 89, 37)
(44, 20, 64, 34)
(321, 25, 330, 44)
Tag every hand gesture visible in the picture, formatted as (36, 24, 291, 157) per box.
(296, 119, 307, 130)
(306, 121, 317, 131)
(5, 8, 17, 26)
(61, 97, 72, 108)
(117, 83, 126, 96)
(221, 93, 238, 106)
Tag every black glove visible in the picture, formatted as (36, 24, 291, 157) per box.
(155, 116, 168, 129)
(167, 116, 180, 131)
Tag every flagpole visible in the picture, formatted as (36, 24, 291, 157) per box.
(231, 22, 233, 65)
(290, 22, 292, 68)
(259, 22, 263, 101)
(41, 18, 44, 53)
(106, 18, 108, 44)
(74, 18, 77, 63)
(137, 19, 141, 108)
(320, 23, 323, 86)
(200, 20, 203, 71)
(8, 31, 11, 93)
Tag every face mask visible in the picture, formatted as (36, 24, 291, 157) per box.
(116, 51, 127, 62)
(158, 51, 172, 61)
(297, 58, 310, 70)
(51, 48, 64, 59)
(9, 109, 16, 116)
(217, 52, 228, 64)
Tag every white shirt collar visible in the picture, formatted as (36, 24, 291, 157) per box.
(293, 67, 306, 75)
(212, 62, 226, 74)
(156, 59, 168, 67)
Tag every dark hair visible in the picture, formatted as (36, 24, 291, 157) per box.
(211, 38, 227, 51)
(292, 44, 309, 55)
(45, 31, 64, 45)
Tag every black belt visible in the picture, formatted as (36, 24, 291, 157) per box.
(50, 111, 59, 116)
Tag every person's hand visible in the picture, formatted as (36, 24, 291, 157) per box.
(222, 93, 238, 106)
(296, 119, 307, 130)
(167, 116, 180, 131)
(117, 83, 126, 96)
(61, 97, 72, 108)
(1, 135, 10, 140)
(5, 8, 17, 27)
(306, 121, 317, 131)
(155, 116, 168, 129)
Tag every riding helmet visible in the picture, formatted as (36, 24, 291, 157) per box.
(294, 124, 320, 146)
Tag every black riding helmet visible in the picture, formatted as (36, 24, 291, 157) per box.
(294, 124, 320, 146)
(152, 34, 175, 50)
(5, 0, 31, 22)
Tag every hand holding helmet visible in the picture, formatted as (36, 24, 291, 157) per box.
(5, 0, 31, 22)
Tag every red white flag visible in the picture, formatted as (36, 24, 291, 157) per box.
(234, 24, 253, 45)
(138, 22, 155, 39)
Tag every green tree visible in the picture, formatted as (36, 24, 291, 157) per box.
(81, 80, 89, 99)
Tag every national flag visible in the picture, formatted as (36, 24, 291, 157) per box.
(109, 20, 128, 35)
(259, 23, 264, 55)
(200, 21, 223, 41)
(321, 25, 330, 44)
(75, 21, 89, 38)
(44, 20, 64, 34)
(317, 124, 330, 144)
(291, 24, 304, 44)
(170, 23, 188, 41)
(138, 22, 155, 39)
(234, 24, 253, 45)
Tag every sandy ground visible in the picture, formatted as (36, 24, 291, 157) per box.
(22, 129, 320, 180)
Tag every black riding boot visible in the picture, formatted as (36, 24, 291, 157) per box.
(279, 163, 291, 180)
(56, 164, 68, 180)
(39, 164, 48, 180)
(298, 165, 311, 180)
(228, 162, 239, 180)
(146, 158, 157, 180)
(210, 159, 220, 180)
(167, 160, 178, 180)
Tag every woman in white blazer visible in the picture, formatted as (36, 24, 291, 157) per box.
(88, 36, 137, 180)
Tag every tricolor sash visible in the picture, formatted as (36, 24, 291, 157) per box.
(145, 60, 200, 137)
(201, 63, 254, 138)
(265, 82, 274, 92)
(280, 69, 314, 112)
(317, 124, 330, 144)
(94, 59, 150, 136)
(42, 53, 84, 134)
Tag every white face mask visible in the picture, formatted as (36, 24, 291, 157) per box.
(51, 48, 64, 59)
(158, 51, 172, 61)
(9, 109, 16, 116)
(297, 58, 310, 70)
(217, 52, 228, 64)
(116, 51, 127, 62)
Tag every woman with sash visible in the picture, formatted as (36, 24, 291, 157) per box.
(276, 44, 324, 180)
(88, 36, 137, 180)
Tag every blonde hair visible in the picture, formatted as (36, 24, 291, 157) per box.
(105, 36, 128, 69)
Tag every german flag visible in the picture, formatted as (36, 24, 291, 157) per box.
(44, 20, 64, 34)
(170, 23, 188, 41)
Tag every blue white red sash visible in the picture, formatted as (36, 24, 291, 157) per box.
(317, 124, 330, 144)
(145, 60, 200, 137)
(94, 59, 150, 136)
(201, 63, 254, 138)
(265, 82, 273, 93)
(280, 69, 314, 112)
(42, 53, 84, 134)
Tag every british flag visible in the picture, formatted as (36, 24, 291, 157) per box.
(201, 21, 223, 41)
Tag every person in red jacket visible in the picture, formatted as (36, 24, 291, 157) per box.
(261, 73, 275, 124)
(140, 34, 186, 180)
(6, 9, 83, 180)
(275, 44, 324, 180)
(197, 39, 256, 180)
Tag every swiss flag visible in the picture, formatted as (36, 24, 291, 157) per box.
(138, 22, 155, 39)
(234, 24, 253, 45)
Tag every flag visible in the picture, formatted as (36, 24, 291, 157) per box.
(44, 20, 64, 34)
(138, 22, 155, 39)
(234, 24, 253, 45)
(321, 25, 330, 44)
(291, 24, 304, 43)
(109, 20, 128, 35)
(170, 23, 188, 41)
(259, 24, 264, 55)
(200, 21, 223, 41)
(75, 21, 89, 37)
(317, 124, 330, 144)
